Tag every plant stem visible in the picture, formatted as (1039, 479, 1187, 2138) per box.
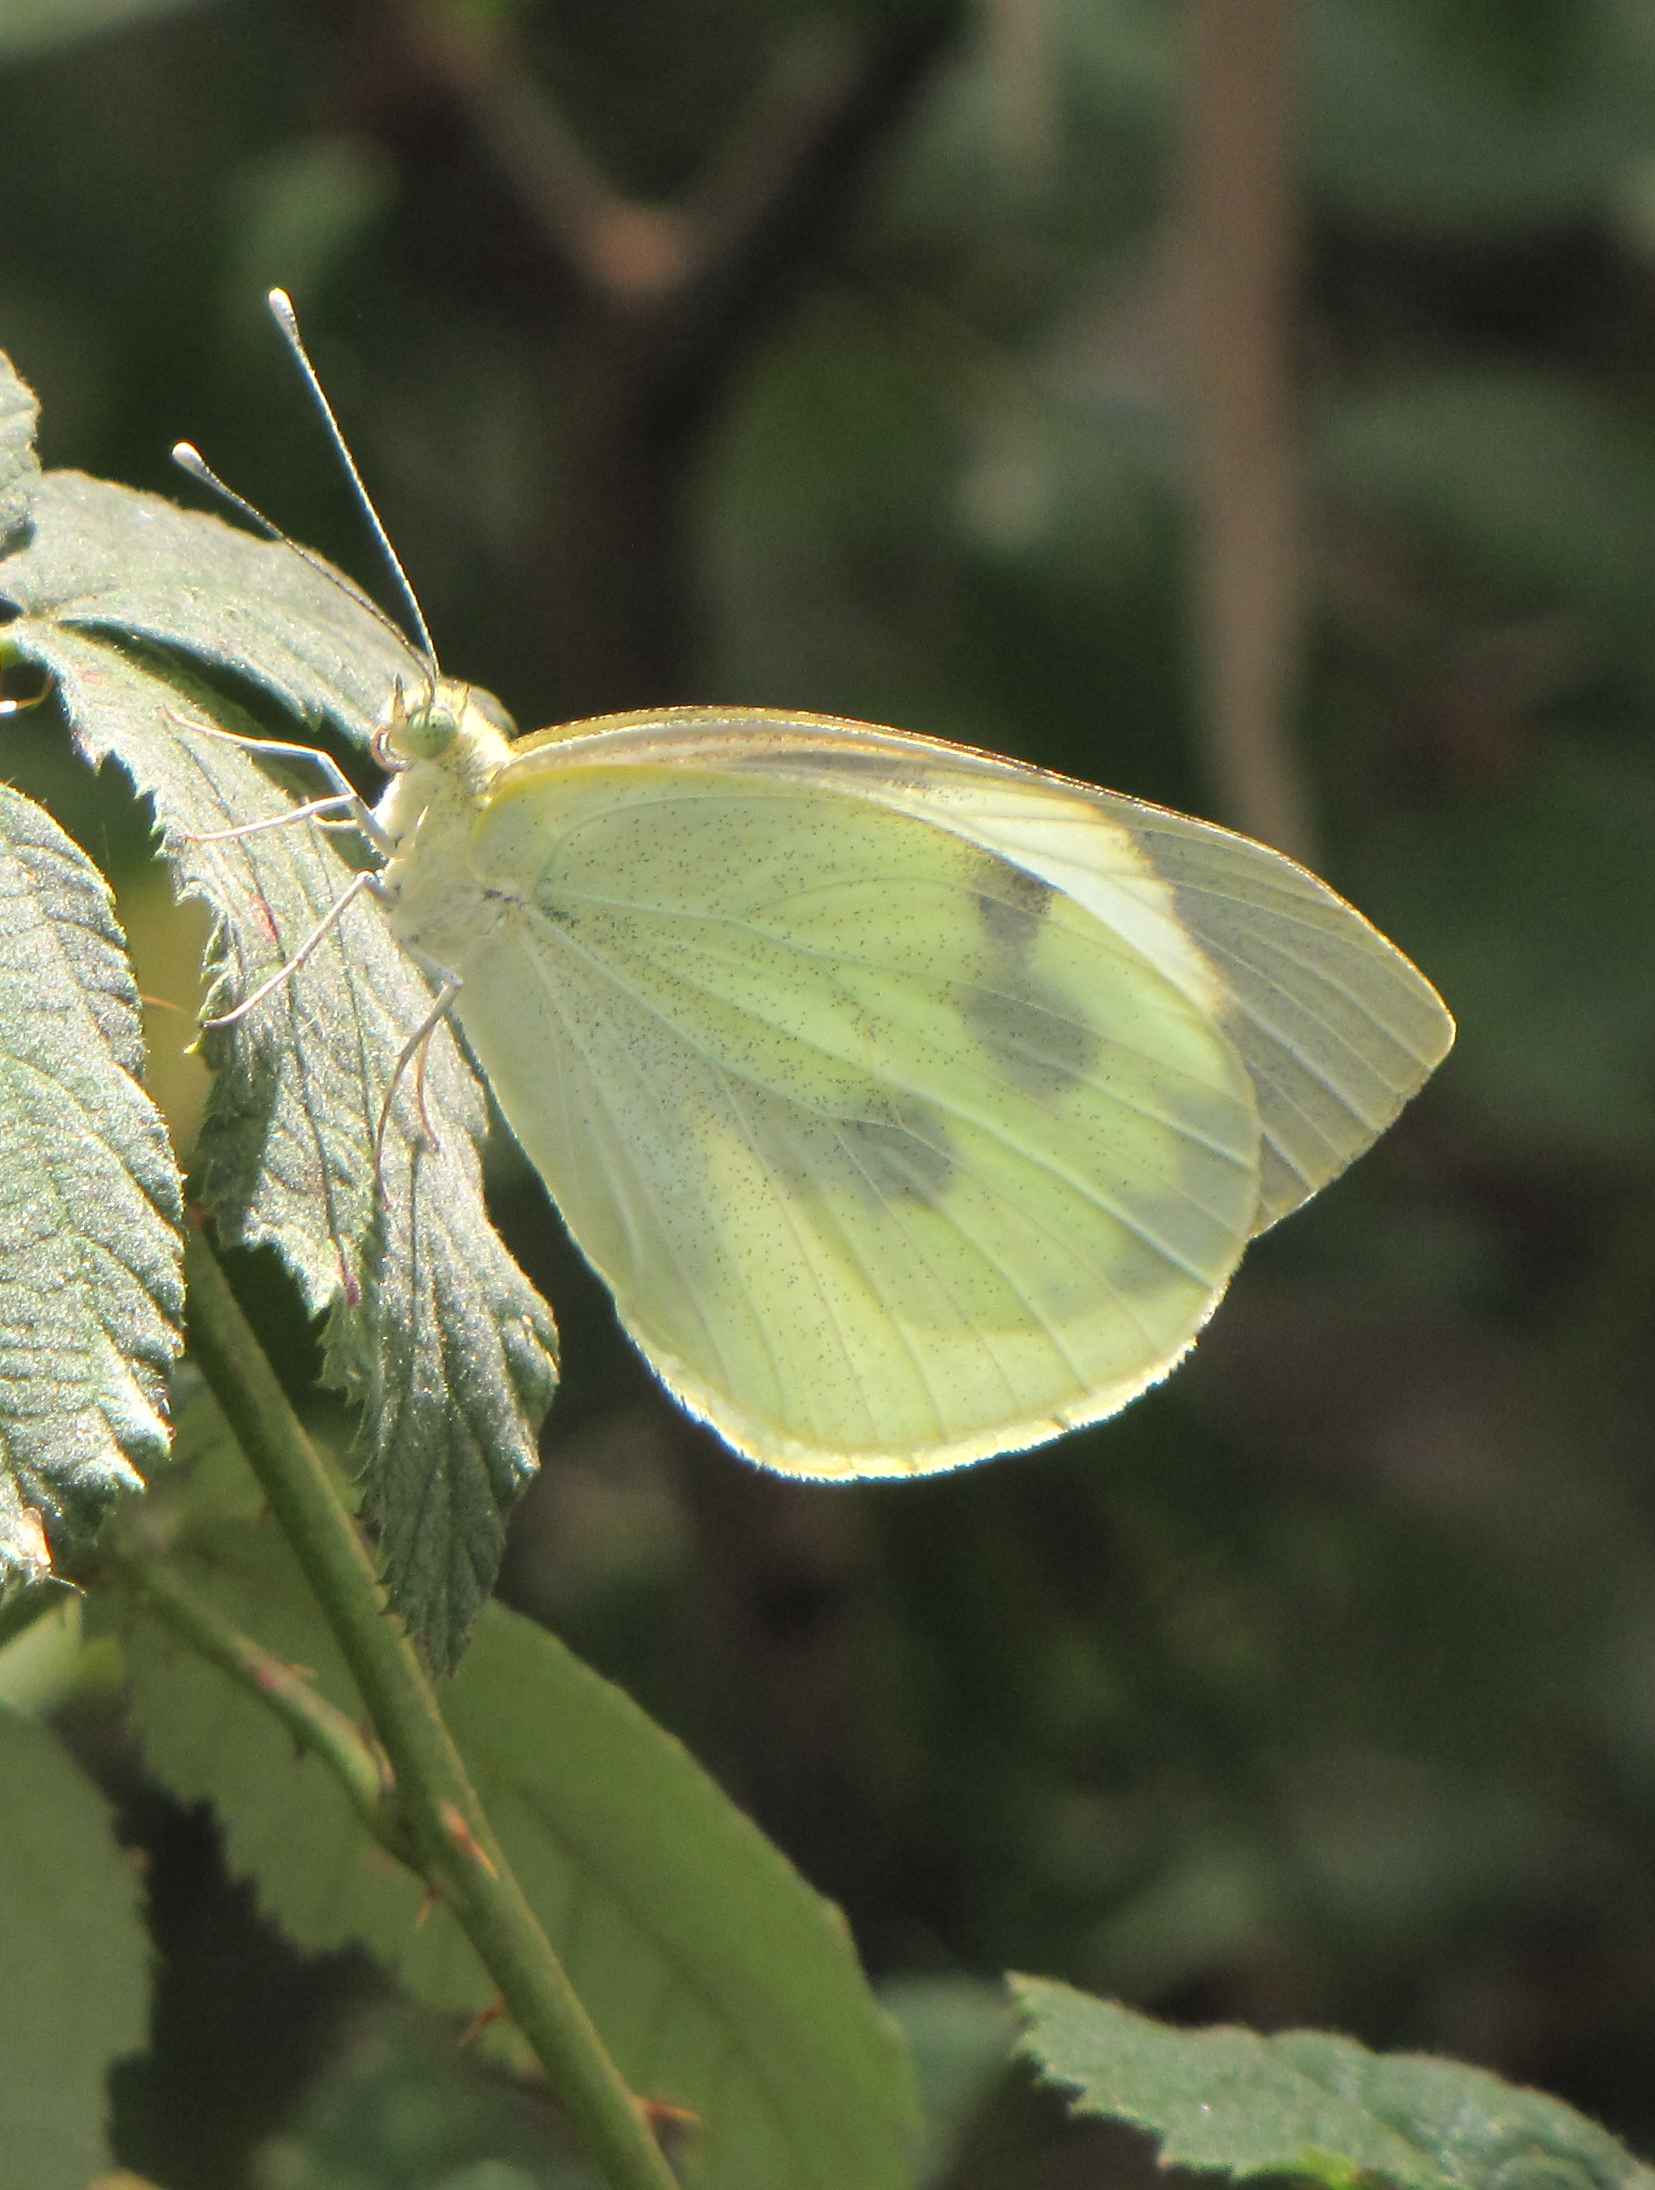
(117, 1553, 409, 1855)
(182, 1230, 680, 2190)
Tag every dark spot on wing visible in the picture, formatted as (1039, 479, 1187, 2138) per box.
(975, 861, 1053, 959)
(754, 1087, 956, 1208)
(841, 1101, 955, 1204)
(965, 977, 1097, 1094)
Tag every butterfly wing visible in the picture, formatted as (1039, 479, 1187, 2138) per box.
(509, 710, 1456, 1234)
(439, 736, 1267, 1476)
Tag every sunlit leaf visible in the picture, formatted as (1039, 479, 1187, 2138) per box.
(0, 350, 39, 547)
(0, 783, 183, 1588)
(0, 469, 557, 1668)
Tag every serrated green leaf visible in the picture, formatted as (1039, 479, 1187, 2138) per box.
(0, 783, 183, 1589)
(1013, 1979, 1655, 2190)
(0, 476, 558, 1668)
(0, 351, 40, 547)
(125, 1513, 921, 2190)
(3, 470, 414, 743)
(0, 1706, 152, 2189)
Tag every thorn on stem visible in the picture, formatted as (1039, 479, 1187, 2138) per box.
(458, 1996, 507, 2049)
(439, 1799, 499, 1877)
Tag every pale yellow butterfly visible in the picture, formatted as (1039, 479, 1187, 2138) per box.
(199, 294, 1455, 1481)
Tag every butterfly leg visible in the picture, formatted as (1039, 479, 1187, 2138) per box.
(183, 791, 369, 843)
(373, 952, 464, 1189)
(202, 867, 382, 1029)
(163, 705, 394, 855)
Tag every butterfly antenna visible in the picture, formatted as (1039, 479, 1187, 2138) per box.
(266, 287, 440, 675)
(171, 437, 429, 682)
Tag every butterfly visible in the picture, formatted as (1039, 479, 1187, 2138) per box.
(362, 684, 1452, 1477)
(202, 295, 1455, 1482)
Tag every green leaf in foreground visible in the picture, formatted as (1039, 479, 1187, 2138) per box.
(0, 783, 184, 1588)
(0, 470, 558, 1668)
(0, 349, 39, 547)
(1013, 1978, 1654, 2190)
(0, 1707, 152, 2190)
(125, 1508, 920, 2190)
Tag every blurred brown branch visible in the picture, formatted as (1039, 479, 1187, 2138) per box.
(344, 0, 959, 398)
(322, 0, 962, 709)
(1182, 0, 1313, 862)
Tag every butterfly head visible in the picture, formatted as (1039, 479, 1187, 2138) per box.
(375, 672, 515, 778)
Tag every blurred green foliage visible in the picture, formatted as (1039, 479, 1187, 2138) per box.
(3, 0, 1655, 2182)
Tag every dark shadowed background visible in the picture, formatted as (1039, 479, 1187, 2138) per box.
(4, 1, 1655, 2181)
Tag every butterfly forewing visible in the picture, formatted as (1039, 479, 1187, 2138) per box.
(506, 711, 1455, 1238)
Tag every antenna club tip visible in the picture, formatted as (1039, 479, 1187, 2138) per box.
(172, 440, 204, 469)
(268, 287, 298, 326)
